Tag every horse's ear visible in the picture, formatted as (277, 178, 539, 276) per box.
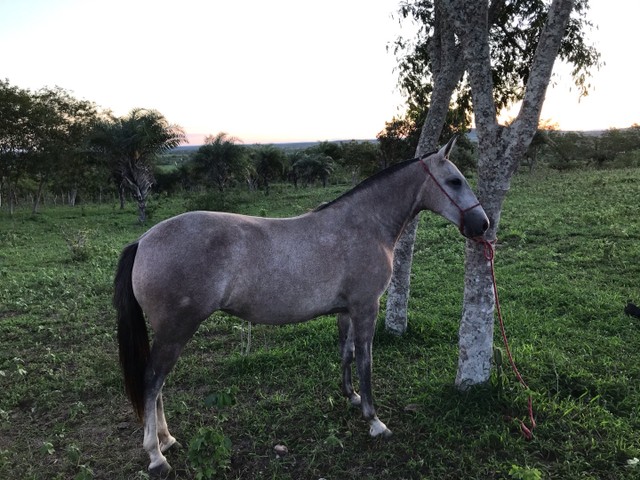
(438, 136, 457, 161)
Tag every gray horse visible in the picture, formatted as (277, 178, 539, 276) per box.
(114, 138, 489, 474)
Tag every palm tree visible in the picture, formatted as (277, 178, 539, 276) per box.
(252, 145, 286, 195)
(191, 133, 247, 192)
(90, 108, 185, 223)
(293, 153, 334, 187)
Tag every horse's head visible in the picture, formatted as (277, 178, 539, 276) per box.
(420, 137, 489, 239)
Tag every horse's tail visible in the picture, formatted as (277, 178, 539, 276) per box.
(114, 242, 149, 420)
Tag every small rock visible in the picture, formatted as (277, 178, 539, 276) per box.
(274, 444, 288, 457)
(404, 403, 420, 413)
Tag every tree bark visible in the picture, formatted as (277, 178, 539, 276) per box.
(118, 182, 126, 209)
(32, 176, 46, 214)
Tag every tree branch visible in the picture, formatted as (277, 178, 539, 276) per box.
(506, 0, 575, 169)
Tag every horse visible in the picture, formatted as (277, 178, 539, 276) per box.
(114, 137, 489, 474)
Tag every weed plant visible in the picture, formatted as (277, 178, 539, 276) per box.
(1, 169, 640, 478)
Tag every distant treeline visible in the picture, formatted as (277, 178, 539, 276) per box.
(522, 126, 640, 172)
(2, 78, 639, 218)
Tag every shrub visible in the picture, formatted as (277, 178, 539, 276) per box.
(61, 229, 93, 262)
(187, 426, 232, 480)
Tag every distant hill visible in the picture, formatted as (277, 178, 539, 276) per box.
(171, 129, 612, 154)
(171, 139, 378, 153)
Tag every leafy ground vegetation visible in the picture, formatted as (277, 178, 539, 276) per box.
(1, 167, 640, 479)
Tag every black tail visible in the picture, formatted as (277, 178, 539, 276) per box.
(114, 242, 149, 420)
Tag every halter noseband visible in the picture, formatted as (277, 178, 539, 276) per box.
(419, 157, 482, 236)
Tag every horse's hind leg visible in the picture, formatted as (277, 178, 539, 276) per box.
(142, 338, 186, 474)
(157, 391, 179, 453)
(337, 313, 361, 406)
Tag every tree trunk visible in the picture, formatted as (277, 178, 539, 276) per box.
(446, 0, 575, 387)
(385, 2, 465, 334)
(119, 183, 126, 209)
(9, 183, 16, 215)
(137, 197, 147, 224)
(385, 215, 420, 335)
(32, 177, 46, 214)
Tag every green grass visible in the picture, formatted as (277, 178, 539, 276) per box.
(2, 169, 640, 479)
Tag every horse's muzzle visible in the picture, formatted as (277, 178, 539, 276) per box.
(462, 208, 490, 238)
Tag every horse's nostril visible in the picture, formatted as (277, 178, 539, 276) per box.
(482, 220, 489, 232)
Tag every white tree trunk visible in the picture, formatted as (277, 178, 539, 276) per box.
(385, 215, 419, 335)
(448, 0, 575, 387)
(456, 240, 494, 387)
(385, 1, 464, 334)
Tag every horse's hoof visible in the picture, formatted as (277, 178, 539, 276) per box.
(160, 437, 182, 453)
(369, 418, 392, 438)
(149, 459, 172, 477)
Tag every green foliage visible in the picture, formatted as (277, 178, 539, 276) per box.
(538, 126, 640, 170)
(183, 189, 255, 213)
(291, 152, 335, 187)
(509, 464, 543, 480)
(377, 113, 422, 165)
(340, 140, 382, 179)
(392, 1, 600, 122)
(0, 79, 100, 212)
(250, 145, 287, 194)
(204, 387, 238, 409)
(89, 108, 186, 223)
(191, 133, 248, 192)
(187, 427, 232, 479)
(61, 228, 93, 262)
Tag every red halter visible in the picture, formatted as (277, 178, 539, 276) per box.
(419, 158, 482, 236)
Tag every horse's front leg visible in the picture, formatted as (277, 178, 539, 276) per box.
(337, 313, 361, 406)
(351, 305, 393, 438)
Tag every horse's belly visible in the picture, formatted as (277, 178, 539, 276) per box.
(222, 283, 347, 325)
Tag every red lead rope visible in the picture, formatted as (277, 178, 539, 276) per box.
(476, 238, 536, 440)
(419, 158, 535, 439)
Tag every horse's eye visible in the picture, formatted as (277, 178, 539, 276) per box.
(447, 177, 463, 188)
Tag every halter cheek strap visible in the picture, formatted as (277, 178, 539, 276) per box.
(419, 159, 482, 235)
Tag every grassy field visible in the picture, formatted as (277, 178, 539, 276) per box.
(2, 167, 640, 479)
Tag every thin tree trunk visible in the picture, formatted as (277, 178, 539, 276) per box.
(137, 198, 146, 224)
(9, 183, 16, 215)
(385, 4, 465, 334)
(32, 177, 45, 214)
(119, 184, 126, 209)
(385, 214, 420, 335)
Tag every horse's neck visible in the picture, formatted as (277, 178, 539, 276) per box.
(340, 163, 425, 244)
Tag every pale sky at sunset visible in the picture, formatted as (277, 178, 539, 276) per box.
(0, 0, 637, 144)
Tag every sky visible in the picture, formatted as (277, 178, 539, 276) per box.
(0, 0, 638, 144)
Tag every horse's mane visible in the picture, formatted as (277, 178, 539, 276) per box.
(314, 154, 435, 212)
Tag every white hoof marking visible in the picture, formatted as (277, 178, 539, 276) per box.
(160, 436, 178, 453)
(369, 418, 390, 437)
